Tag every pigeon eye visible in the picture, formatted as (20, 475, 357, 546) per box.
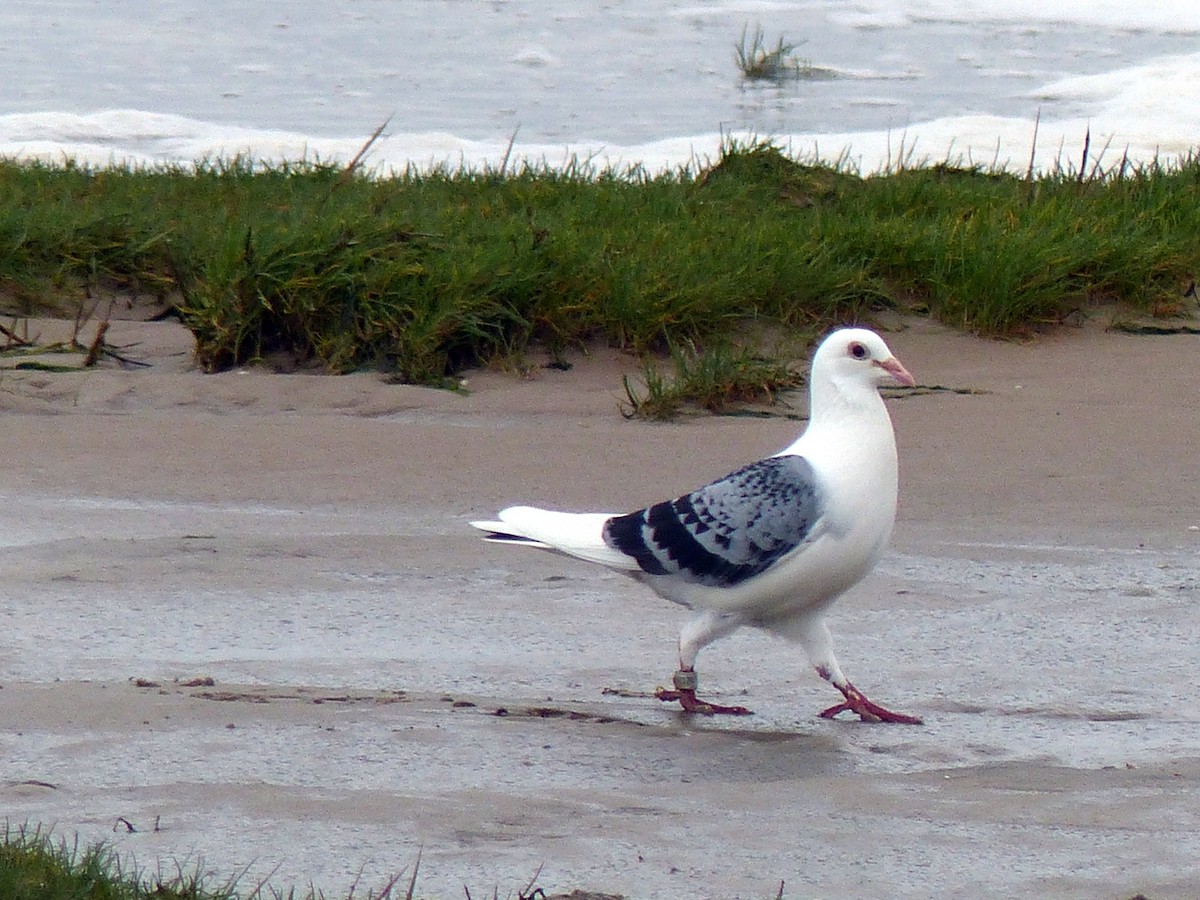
(849, 342, 868, 360)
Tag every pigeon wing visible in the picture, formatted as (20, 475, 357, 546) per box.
(602, 455, 824, 587)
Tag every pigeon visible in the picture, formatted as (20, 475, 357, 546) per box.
(471, 327, 921, 724)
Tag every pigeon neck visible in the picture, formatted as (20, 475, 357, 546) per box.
(807, 373, 885, 431)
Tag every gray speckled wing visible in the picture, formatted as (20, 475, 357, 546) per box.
(601, 455, 823, 587)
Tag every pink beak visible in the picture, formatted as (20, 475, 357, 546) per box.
(875, 356, 916, 387)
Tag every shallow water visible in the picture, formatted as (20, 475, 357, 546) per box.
(3, 487, 1196, 774)
(4, 2, 1200, 171)
(4, 1, 1193, 142)
(3, 483, 1200, 896)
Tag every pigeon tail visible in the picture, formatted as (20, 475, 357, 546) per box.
(470, 506, 638, 570)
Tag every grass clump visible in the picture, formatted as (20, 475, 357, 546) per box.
(0, 824, 417, 900)
(622, 340, 805, 420)
(0, 138, 1199, 392)
(735, 25, 801, 81)
(0, 824, 233, 899)
(0, 825, 617, 900)
(734, 25, 835, 82)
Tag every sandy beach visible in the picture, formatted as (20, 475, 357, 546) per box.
(2, 312, 1199, 899)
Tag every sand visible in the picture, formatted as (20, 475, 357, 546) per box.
(1, 313, 1199, 899)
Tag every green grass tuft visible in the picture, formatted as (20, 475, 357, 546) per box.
(0, 824, 623, 900)
(0, 823, 417, 900)
(0, 824, 237, 900)
(733, 25, 835, 82)
(622, 340, 806, 420)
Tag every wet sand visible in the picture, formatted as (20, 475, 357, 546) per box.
(1, 314, 1199, 898)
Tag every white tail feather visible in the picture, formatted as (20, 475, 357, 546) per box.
(470, 505, 640, 570)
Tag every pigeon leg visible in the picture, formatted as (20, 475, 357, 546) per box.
(817, 677, 923, 725)
(803, 620, 921, 724)
(655, 611, 751, 715)
(655, 668, 752, 716)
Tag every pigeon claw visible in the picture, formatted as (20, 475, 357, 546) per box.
(820, 682, 922, 725)
(655, 685, 753, 716)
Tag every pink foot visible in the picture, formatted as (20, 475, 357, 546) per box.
(656, 669, 752, 716)
(819, 681, 922, 725)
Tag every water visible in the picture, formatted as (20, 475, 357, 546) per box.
(3, 1, 1200, 172)
(3, 483, 1200, 897)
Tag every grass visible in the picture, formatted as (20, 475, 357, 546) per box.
(0, 824, 665, 900)
(621, 340, 805, 420)
(734, 25, 835, 82)
(0, 825, 560, 900)
(0, 824, 251, 900)
(735, 25, 802, 81)
(1, 137, 1199, 411)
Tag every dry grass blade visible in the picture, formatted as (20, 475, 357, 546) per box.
(404, 847, 422, 900)
(82, 319, 109, 367)
(1077, 124, 1091, 185)
(518, 862, 545, 899)
(1025, 107, 1041, 185)
(498, 126, 520, 178)
(331, 114, 394, 192)
(0, 321, 31, 348)
(346, 114, 392, 174)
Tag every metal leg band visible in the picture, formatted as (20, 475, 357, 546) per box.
(672, 669, 699, 692)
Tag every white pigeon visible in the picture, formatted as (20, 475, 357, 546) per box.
(471, 327, 921, 724)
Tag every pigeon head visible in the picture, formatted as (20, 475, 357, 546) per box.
(812, 327, 915, 390)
